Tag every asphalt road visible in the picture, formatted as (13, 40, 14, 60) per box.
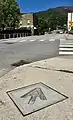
(0, 33, 71, 69)
(0, 41, 58, 69)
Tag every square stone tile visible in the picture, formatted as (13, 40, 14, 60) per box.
(7, 82, 68, 116)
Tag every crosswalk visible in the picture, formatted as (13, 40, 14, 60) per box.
(0, 38, 56, 43)
(18, 38, 56, 42)
(59, 40, 73, 55)
(0, 37, 67, 43)
(1, 37, 73, 55)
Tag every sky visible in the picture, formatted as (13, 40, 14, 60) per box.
(17, 0, 73, 13)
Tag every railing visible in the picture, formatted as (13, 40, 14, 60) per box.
(0, 32, 31, 39)
(0, 28, 32, 39)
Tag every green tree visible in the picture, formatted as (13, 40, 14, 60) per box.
(36, 7, 68, 31)
(0, 0, 20, 30)
(47, 16, 57, 30)
(0, 0, 3, 29)
(38, 18, 48, 34)
(71, 26, 73, 30)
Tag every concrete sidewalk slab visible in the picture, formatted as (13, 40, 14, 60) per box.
(0, 57, 73, 120)
(29, 57, 73, 71)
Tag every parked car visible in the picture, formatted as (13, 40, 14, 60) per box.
(60, 30, 63, 34)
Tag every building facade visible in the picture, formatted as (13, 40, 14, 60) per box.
(0, 13, 38, 39)
(20, 13, 38, 35)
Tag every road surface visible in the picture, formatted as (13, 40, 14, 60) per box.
(0, 33, 72, 74)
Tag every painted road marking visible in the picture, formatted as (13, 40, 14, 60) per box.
(49, 39, 55, 41)
(39, 39, 45, 41)
(30, 39, 36, 42)
(20, 40, 27, 42)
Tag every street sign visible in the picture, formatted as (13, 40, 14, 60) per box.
(7, 82, 68, 116)
(69, 21, 72, 27)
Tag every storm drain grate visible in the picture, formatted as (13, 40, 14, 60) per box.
(7, 82, 68, 116)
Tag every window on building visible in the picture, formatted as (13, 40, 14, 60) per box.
(27, 20, 31, 25)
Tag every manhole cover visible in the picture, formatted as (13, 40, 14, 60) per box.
(7, 82, 68, 116)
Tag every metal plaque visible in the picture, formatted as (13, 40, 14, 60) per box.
(7, 82, 68, 116)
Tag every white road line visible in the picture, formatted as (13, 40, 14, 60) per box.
(59, 51, 73, 55)
(39, 39, 45, 41)
(49, 39, 55, 41)
(60, 39, 65, 41)
(30, 39, 36, 42)
(60, 45, 73, 47)
(20, 40, 27, 42)
(59, 48, 73, 51)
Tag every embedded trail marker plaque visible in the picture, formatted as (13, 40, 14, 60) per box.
(21, 88, 47, 105)
(7, 82, 68, 116)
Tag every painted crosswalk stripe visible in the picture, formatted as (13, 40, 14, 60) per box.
(60, 39, 65, 41)
(60, 45, 73, 47)
(20, 40, 27, 42)
(39, 39, 45, 41)
(49, 39, 55, 41)
(59, 48, 73, 50)
(30, 39, 36, 42)
(59, 51, 73, 55)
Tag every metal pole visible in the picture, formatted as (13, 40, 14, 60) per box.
(4, 34, 6, 39)
(17, 33, 18, 38)
(20, 33, 21, 37)
(9, 34, 10, 38)
(22, 33, 24, 37)
(13, 34, 14, 38)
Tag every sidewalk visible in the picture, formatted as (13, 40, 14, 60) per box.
(0, 56, 73, 120)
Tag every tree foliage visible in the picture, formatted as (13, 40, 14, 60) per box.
(36, 7, 72, 34)
(37, 13, 67, 34)
(0, 0, 20, 30)
(38, 18, 48, 34)
(71, 26, 73, 30)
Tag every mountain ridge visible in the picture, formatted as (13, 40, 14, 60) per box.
(35, 6, 73, 20)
